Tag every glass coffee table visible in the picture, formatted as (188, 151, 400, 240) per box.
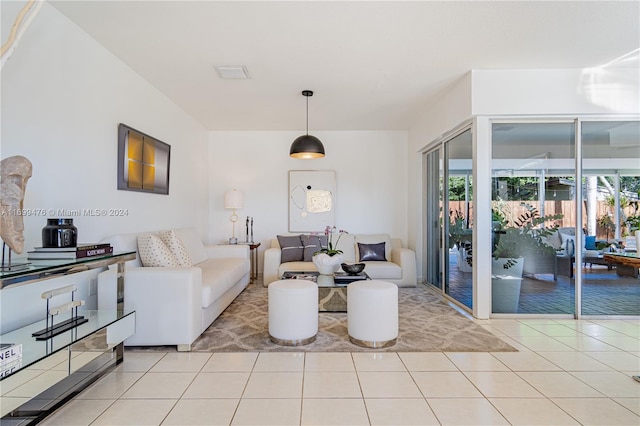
(282, 271, 370, 312)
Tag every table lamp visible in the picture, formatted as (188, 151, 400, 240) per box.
(224, 189, 244, 244)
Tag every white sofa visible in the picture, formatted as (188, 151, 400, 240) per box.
(263, 233, 417, 287)
(98, 228, 250, 351)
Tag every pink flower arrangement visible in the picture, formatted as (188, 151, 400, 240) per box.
(314, 225, 348, 256)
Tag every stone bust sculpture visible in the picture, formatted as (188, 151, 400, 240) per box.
(0, 155, 33, 254)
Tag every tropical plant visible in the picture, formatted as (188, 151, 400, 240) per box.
(448, 209, 471, 248)
(597, 214, 615, 242)
(625, 214, 640, 234)
(491, 203, 563, 269)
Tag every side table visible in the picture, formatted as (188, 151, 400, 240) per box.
(219, 242, 261, 282)
(247, 242, 261, 282)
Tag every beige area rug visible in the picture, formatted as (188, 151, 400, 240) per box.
(191, 283, 516, 353)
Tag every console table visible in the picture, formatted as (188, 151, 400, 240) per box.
(0, 251, 136, 425)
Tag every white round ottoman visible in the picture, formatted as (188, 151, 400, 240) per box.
(347, 280, 398, 348)
(268, 279, 318, 346)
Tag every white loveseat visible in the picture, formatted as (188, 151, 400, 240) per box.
(263, 233, 417, 287)
(98, 228, 250, 351)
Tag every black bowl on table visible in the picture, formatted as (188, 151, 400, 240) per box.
(341, 263, 365, 275)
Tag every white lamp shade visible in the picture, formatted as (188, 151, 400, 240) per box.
(224, 189, 244, 209)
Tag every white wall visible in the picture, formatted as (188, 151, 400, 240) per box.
(1, 2, 209, 330)
(209, 130, 409, 273)
(472, 69, 640, 115)
(407, 73, 473, 280)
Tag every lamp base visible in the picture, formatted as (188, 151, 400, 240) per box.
(229, 237, 238, 245)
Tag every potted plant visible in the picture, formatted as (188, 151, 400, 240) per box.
(491, 203, 563, 312)
(312, 226, 347, 275)
(449, 209, 472, 272)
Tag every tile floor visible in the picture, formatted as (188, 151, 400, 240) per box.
(31, 318, 639, 425)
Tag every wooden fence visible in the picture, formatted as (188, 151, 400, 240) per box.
(448, 200, 636, 240)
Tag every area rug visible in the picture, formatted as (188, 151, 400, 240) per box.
(191, 283, 516, 352)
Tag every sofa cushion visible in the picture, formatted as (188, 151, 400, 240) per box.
(585, 235, 597, 250)
(362, 261, 402, 280)
(356, 234, 392, 260)
(200, 257, 249, 308)
(301, 234, 327, 261)
(173, 228, 208, 264)
(333, 233, 356, 262)
(137, 234, 180, 267)
(159, 230, 193, 266)
(358, 242, 387, 261)
(278, 235, 304, 262)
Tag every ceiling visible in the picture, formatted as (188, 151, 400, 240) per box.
(49, 1, 640, 131)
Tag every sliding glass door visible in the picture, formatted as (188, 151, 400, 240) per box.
(581, 121, 640, 315)
(423, 128, 473, 310)
(424, 148, 442, 289)
(445, 130, 473, 309)
(491, 122, 575, 314)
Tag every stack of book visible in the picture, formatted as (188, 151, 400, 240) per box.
(0, 343, 23, 379)
(27, 243, 113, 260)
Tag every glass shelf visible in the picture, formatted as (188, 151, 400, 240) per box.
(0, 251, 136, 289)
(0, 310, 135, 381)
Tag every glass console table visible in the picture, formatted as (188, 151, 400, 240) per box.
(0, 251, 136, 425)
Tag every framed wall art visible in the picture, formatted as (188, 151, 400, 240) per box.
(289, 170, 335, 232)
(117, 123, 171, 195)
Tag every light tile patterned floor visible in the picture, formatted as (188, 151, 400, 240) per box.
(33, 318, 639, 425)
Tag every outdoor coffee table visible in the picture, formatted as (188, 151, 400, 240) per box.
(282, 271, 370, 312)
(603, 252, 640, 278)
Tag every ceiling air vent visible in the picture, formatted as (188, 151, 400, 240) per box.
(215, 65, 250, 79)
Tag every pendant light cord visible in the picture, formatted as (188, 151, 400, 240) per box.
(306, 95, 309, 136)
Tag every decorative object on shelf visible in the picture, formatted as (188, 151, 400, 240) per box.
(117, 123, 171, 195)
(224, 189, 244, 244)
(42, 218, 78, 248)
(289, 90, 325, 159)
(33, 284, 88, 341)
(28, 243, 112, 260)
(341, 263, 365, 275)
(0, 155, 33, 270)
(312, 252, 344, 275)
(245, 216, 255, 243)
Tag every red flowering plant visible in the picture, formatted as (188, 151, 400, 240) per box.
(314, 225, 348, 256)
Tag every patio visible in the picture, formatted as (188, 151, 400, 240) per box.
(447, 255, 640, 316)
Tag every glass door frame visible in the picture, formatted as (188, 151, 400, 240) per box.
(421, 122, 474, 313)
(424, 115, 639, 319)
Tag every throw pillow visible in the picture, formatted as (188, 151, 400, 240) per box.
(358, 242, 387, 261)
(137, 234, 180, 267)
(585, 235, 597, 250)
(560, 232, 584, 251)
(159, 230, 193, 266)
(277, 235, 303, 262)
(301, 234, 328, 262)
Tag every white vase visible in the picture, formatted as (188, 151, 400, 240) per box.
(312, 253, 344, 275)
(491, 257, 524, 313)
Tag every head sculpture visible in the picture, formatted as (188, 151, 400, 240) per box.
(0, 156, 33, 254)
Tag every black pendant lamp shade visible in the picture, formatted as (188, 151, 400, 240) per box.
(290, 90, 325, 159)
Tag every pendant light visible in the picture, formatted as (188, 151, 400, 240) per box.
(290, 90, 325, 159)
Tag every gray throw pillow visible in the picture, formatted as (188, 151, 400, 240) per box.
(277, 235, 303, 262)
(301, 235, 328, 261)
(358, 242, 387, 261)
